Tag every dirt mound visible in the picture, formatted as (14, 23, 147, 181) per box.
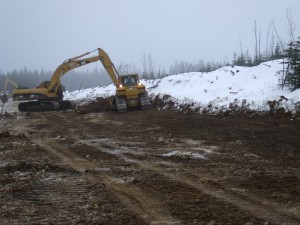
(76, 94, 300, 118)
(72, 94, 300, 120)
(150, 94, 299, 118)
(76, 96, 115, 114)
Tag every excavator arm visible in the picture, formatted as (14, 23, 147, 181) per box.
(47, 48, 120, 95)
(98, 48, 119, 85)
(2, 78, 19, 93)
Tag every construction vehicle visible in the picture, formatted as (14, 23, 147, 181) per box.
(1, 78, 19, 94)
(13, 48, 151, 112)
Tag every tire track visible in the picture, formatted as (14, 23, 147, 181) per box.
(21, 111, 300, 224)
(30, 138, 180, 225)
(81, 140, 300, 225)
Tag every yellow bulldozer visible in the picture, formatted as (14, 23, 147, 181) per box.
(13, 48, 151, 112)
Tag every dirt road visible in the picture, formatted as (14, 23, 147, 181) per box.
(0, 108, 299, 224)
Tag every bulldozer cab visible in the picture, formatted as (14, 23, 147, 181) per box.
(120, 74, 138, 86)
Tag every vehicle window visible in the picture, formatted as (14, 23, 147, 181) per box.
(122, 76, 137, 86)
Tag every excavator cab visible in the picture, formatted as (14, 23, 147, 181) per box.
(37, 81, 50, 88)
(36, 81, 64, 100)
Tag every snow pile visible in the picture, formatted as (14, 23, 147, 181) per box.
(1, 99, 18, 115)
(64, 59, 300, 114)
(64, 84, 116, 105)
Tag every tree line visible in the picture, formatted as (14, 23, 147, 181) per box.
(0, 57, 228, 93)
(0, 67, 112, 93)
(0, 46, 295, 93)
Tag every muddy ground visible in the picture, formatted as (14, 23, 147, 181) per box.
(0, 104, 300, 225)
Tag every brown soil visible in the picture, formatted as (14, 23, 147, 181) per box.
(0, 107, 299, 225)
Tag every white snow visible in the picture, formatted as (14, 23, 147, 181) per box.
(162, 150, 206, 159)
(64, 84, 116, 104)
(62, 59, 300, 114)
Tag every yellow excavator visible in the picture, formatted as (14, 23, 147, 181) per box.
(13, 48, 151, 112)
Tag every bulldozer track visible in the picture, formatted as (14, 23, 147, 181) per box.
(115, 96, 127, 112)
(139, 92, 152, 110)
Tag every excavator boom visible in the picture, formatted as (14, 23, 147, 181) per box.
(47, 49, 119, 95)
(1, 78, 19, 94)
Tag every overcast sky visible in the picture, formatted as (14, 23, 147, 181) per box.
(1, 0, 300, 73)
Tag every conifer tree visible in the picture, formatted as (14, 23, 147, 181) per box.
(285, 37, 300, 90)
(274, 42, 283, 59)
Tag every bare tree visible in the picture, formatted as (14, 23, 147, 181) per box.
(286, 8, 296, 43)
(147, 53, 155, 79)
(117, 63, 129, 74)
(141, 53, 156, 80)
(270, 27, 275, 57)
(259, 29, 262, 61)
(272, 20, 285, 51)
(239, 38, 244, 56)
(272, 20, 287, 89)
(141, 53, 148, 79)
(265, 22, 271, 57)
(252, 20, 262, 64)
(253, 20, 258, 63)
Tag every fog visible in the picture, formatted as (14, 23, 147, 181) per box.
(1, 0, 300, 73)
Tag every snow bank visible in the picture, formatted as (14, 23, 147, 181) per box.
(64, 59, 300, 114)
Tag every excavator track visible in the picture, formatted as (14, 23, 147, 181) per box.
(18, 100, 75, 112)
(139, 92, 152, 110)
(115, 96, 127, 113)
